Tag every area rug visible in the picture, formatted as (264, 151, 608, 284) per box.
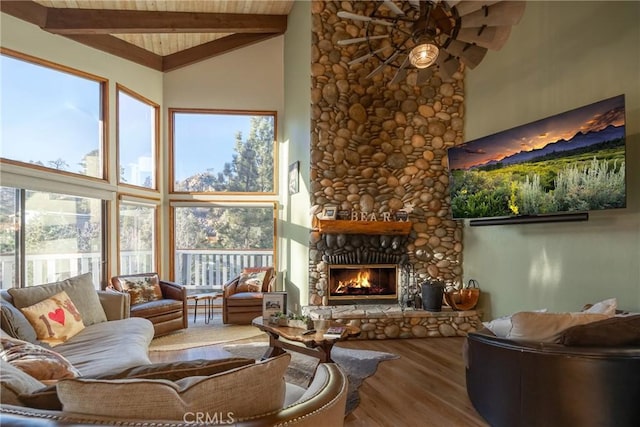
(149, 316, 266, 351)
(222, 342, 399, 414)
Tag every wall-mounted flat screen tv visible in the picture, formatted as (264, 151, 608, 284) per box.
(447, 94, 626, 221)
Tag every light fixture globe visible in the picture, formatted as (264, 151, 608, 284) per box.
(409, 43, 439, 69)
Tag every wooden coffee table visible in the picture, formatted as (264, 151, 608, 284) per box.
(251, 316, 360, 364)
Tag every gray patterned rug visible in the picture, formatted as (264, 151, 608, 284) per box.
(221, 343, 398, 415)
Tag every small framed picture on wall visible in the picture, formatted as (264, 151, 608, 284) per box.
(321, 206, 338, 220)
(288, 161, 299, 195)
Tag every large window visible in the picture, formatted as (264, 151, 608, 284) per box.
(170, 109, 276, 193)
(0, 49, 106, 179)
(117, 85, 159, 189)
(118, 198, 158, 275)
(172, 204, 275, 289)
(0, 187, 104, 288)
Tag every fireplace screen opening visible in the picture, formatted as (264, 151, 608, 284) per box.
(329, 264, 398, 301)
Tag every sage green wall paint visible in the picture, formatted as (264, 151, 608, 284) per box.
(464, 1, 640, 318)
(281, 1, 312, 313)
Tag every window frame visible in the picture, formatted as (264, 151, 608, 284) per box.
(0, 47, 109, 183)
(169, 201, 278, 289)
(168, 108, 278, 195)
(116, 84, 160, 192)
(116, 194, 160, 276)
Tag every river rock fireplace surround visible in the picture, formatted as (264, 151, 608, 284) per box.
(304, 224, 482, 339)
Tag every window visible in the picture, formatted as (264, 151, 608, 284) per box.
(172, 204, 275, 290)
(118, 198, 158, 275)
(170, 109, 276, 193)
(0, 187, 104, 288)
(117, 85, 159, 189)
(0, 49, 106, 179)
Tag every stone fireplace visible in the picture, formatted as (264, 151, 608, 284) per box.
(328, 264, 398, 303)
(309, 0, 465, 308)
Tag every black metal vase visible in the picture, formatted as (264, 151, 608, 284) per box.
(421, 280, 445, 312)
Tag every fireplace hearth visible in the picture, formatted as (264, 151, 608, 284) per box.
(329, 264, 398, 303)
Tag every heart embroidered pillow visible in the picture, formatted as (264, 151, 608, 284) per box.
(19, 291, 85, 347)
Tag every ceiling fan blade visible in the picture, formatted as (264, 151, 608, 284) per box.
(436, 53, 460, 80)
(337, 35, 389, 46)
(382, 0, 405, 16)
(442, 40, 487, 69)
(349, 46, 391, 65)
(459, 2, 526, 28)
(366, 51, 400, 79)
(454, 1, 502, 17)
(337, 11, 394, 26)
(390, 56, 410, 85)
(456, 26, 512, 50)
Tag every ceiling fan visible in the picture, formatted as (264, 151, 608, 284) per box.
(337, 1, 526, 85)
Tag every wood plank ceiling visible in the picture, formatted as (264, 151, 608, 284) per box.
(0, 0, 294, 71)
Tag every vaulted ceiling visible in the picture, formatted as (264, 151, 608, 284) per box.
(0, 1, 294, 71)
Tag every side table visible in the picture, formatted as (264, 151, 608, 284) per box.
(186, 293, 220, 324)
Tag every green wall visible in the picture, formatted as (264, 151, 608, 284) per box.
(281, 1, 312, 313)
(464, 1, 640, 317)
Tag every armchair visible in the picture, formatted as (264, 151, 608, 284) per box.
(223, 267, 275, 325)
(109, 273, 187, 337)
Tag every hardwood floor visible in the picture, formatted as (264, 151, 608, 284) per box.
(150, 312, 488, 427)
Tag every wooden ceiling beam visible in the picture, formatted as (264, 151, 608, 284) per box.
(63, 34, 163, 71)
(0, 1, 47, 27)
(163, 33, 280, 72)
(1, 1, 288, 72)
(43, 8, 287, 35)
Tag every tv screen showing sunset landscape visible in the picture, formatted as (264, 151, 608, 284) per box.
(448, 94, 626, 219)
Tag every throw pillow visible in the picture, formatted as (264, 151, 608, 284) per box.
(8, 272, 107, 326)
(57, 353, 290, 420)
(19, 357, 256, 411)
(19, 291, 85, 347)
(582, 297, 617, 315)
(482, 309, 548, 338)
(559, 314, 640, 346)
(1, 299, 39, 344)
(236, 267, 272, 293)
(1, 334, 80, 382)
(507, 311, 610, 343)
(111, 274, 163, 305)
(0, 359, 46, 406)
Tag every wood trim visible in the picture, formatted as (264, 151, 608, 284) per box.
(314, 219, 413, 235)
(115, 83, 161, 191)
(167, 108, 278, 195)
(43, 9, 288, 34)
(1, 1, 287, 71)
(62, 34, 163, 71)
(162, 32, 281, 71)
(0, 0, 47, 27)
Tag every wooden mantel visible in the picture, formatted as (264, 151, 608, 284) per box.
(313, 218, 412, 235)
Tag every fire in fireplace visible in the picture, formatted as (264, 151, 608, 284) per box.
(328, 264, 398, 302)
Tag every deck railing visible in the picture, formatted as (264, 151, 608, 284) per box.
(0, 249, 273, 290)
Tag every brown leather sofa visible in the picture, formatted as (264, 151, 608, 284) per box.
(465, 329, 640, 427)
(223, 267, 275, 325)
(109, 273, 187, 337)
